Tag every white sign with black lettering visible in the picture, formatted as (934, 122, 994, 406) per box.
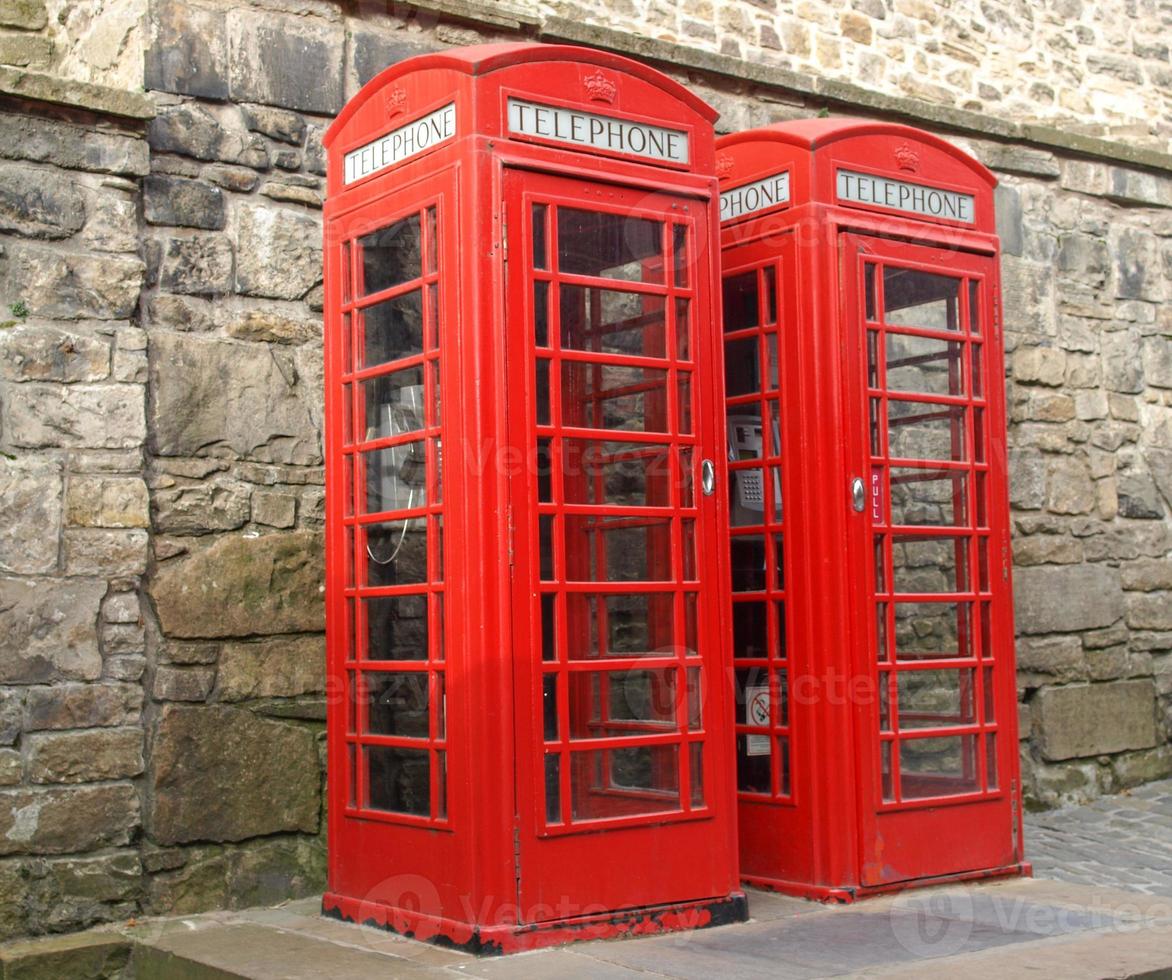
(836, 169, 975, 224)
(344, 103, 456, 185)
(507, 98, 689, 165)
(720, 171, 790, 222)
(746, 685, 771, 756)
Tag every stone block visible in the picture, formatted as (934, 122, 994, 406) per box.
(102, 622, 144, 655)
(149, 334, 322, 466)
(151, 530, 323, 638)
(0, 931, 132, 978)
(0, 689, 20, 745)
(216, 634, 324, 702)
(1012, 346, 1066, 386)
(1014, 563, 1123, 635)
(235, 204, 321, 301)
(226, 309, 318, 345)
(250, 490, 296, 528)
(1045, 455, 1095, 515)
(144, 175, 225, 231)
(1033, 680, 1158, 761)
(0, 324, 110, 383)
(0, 783, 139, 855)
(1143, 336, 1172, 389)
(350, 28, 435, 90)
(63, 529, 148, 576)
(0, 242, 143, 319)
(0, 162, 86, 239)
(0, 113, 148, 178)
(1126, 592, 1172, 631)
(145, 0, 229, 99)
(304, 123, 326, 176)
(241, 103, 305, 145)
(0, 457, 61, 575)
(148, 705, 320, 845)
(0, 0, 47, 29)
(227, 9, 344, 114)
(1011, 533, 1082, 566)
(1120, 558, 1172, 592)
(66, 475, 149, 529)
(3, 382, 145, 451)
(0, 749, 17, 787)
(148, 103, 269, 169)
(1112, 227, 1165, 303)
(151, 481, 251, 535)
(157, 233, 234, 296)
(1116, 471, 1164, 519)
(1016, 634, 1084, 681)
(978, 143, 1060, 178)
(152, 666, 215, 702)
(1000, 257, 1055, 340)
(23, 682, 142, 731)
(993, 183, 1022, 257)
(0, 578, 104, 684)
(26, 727, 143, 784)
(1101, 329, 1144, 394)
(1106, 167, 1172, 209)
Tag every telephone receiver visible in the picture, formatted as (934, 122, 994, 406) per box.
(727, 414, 781, 524)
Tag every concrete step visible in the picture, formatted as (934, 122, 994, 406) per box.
(4, 880, 1172, 979)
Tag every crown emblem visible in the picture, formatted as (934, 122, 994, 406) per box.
(584, 71, 617, 104)
(715, 155, 735, 179)
(383, 87, 408, 116)
(894, 143, 920, 173)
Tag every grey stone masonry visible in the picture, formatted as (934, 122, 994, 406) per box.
(0, 0, 1170, 949)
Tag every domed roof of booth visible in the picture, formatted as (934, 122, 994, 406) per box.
(716, 118, 996, 185)
(325, 41, 718, 147)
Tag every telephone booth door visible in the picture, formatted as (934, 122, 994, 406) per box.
(504, 171, 739, 918)
(843, 235, 1019, 886)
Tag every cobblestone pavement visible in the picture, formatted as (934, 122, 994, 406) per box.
(1025, 778, 1172, 897)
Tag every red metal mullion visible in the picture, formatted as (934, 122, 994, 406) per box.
(566, 730, 682, 752)
(554, 268, 673, 297)
(343, 269, 436, 316)
(349, 351, 429, 385)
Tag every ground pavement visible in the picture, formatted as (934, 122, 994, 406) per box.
(4, 782, 1172, 978)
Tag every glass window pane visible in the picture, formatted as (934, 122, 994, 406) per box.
(733, 600, 768, 659)
(367, 745, 429, 815)
(722, 270, 758, 332)
(364, 594, 428, 660)
(899, 735, 980, 799)
(560, 287, 666, 358)
(363, 444, 427, 514)
(364, 518, 428, 585)
(534, 280, 550, 347)
(535, 358, 550, 426)
(727, 406, 764, 459)
(359, 215, 421, 296)
(541, 592, 557, 662)
(731, 535, 766, 592)
(690, 743, 704, 806)
(672, 224, 688, 287)
(561, 439, 671, 508)
(532, 203, 547, 270)
(545, 753, 561, 823)
(568, 668, 677, 740)
(561, 361, 669, 432)
(361, 367, 425, 442)
(887, 399, 966, 462)
(778, 736, 791, 796)
(565, 593, 678, 659)
(763, 265, 777, 324)
(895, 601, 972, 660)
(883, 268, 960, 331)
(424, 207, 437, 274)
(543, 673, 559, 741)
(730, 466, 766, 526)
(557, 208, 664, 283)
(361, 289, 423, 368)
(725, 337, 759, 397)
(735, 665, 769, 726)
(885, 333, 965, 397)
(571, 745, 680, 820)
(675, 298, 691, 361)
(565, 517, 673, 582)
(736, 734, 770, 794)
(896, 668, 975, 729)
(890, 467, 968, 526)
(365, 671, 429, 736)
(892, 535, 969, 594)
(864, 263, 876, 321)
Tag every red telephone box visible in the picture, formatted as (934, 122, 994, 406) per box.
(320, 43, 744, 952)
(716, 120, 1029, 900)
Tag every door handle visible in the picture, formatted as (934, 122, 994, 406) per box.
(850, 476, 865, 513)
(701, 459, 716, 496)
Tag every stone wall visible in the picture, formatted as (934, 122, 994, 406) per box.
(0, 0, 1170, 944)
